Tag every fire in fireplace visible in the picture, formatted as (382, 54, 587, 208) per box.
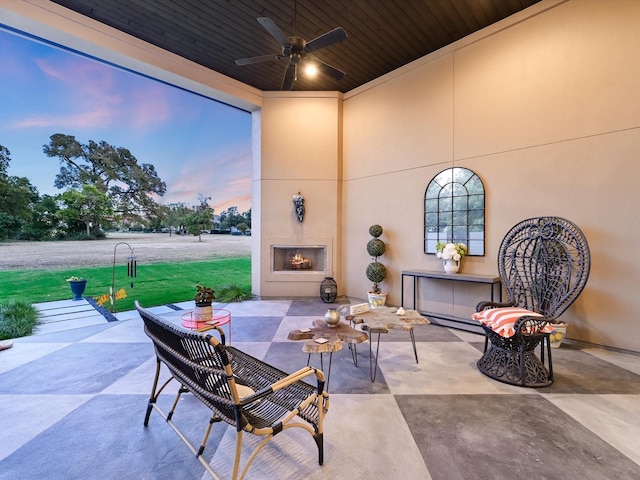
(272, 246, 326, 272)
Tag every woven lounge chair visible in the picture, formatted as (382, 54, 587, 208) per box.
(136, 302, 329, 479)
(474, 217, 590, 387)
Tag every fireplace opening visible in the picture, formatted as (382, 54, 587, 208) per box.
(272, 245, 326, 272)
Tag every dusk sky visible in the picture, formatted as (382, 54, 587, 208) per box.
(0, 26, 252, 214)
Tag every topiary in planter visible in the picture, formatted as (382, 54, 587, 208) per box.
(366, 224, 387, 294)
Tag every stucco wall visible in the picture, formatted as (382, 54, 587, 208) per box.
(253, 93, 343, 297)
(342, 0, 640, 352)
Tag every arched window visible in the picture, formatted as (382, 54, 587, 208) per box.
(424, 167, 485, 256)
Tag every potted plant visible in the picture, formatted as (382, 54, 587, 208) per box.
(194, 285, 215, 321)
(435, 242, 468, 273)
(66, 276, 87, 301)
(549, 323, 568, 348)
(366, 224, 387, 307)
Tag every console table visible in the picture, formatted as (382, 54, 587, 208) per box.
(401, 269, 502, 333)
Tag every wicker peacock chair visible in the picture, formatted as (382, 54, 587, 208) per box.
(474, 217, 590, 387)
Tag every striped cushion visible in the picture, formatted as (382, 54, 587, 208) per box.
(472, 307, 553, 337)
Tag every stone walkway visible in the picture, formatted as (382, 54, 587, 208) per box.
(33, 299, 111, 335)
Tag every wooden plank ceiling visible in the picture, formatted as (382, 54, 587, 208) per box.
(50, 0, 541, 93)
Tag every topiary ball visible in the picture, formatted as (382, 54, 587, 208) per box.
(366, 262, 387, 283)
(367, 238, 386, 258)
(369, 224, 383, 238)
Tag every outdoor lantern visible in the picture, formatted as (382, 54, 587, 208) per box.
(320, 276, 338, 303)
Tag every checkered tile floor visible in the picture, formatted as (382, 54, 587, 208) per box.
(2, 298, 640, 479)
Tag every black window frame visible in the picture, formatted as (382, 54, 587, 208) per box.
(424, 167, 485, 256)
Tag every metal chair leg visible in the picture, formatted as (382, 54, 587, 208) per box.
(369, 332, 382, 382)
(350, 342, 359, 367)
(308, 352, 333, 391)
(409, 327, 418, 363)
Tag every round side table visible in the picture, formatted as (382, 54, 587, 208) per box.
(181, 308, 232, 344)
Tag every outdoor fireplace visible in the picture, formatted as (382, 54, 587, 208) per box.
(264, 237, 333, 296)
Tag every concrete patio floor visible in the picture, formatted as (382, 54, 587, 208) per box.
(1, 298, 640, 479)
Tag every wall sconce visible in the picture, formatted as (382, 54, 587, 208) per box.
(293, 192, 305, 222)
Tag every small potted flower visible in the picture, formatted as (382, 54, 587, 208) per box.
(194, 285, 215, 321)
(435, 242, 468, 273)
(66, 276, 87, 301)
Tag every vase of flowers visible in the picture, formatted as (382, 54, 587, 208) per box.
(66, 276, 87, 301)
(436, 242, 468, 273)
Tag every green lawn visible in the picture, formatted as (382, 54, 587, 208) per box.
(0, 257, 251, 312)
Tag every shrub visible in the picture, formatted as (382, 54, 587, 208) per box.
(216, 284, 251, 303)
(0, 300, 41, 340)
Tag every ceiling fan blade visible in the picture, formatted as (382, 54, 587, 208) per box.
(235, 54, 284, 66)
(313, 58, 346, 81)
(305, 27, 347, 52)
(281, 63, 296, 90)
(258, 17, 291, 47)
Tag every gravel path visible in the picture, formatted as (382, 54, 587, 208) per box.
(0, 232, 252, 270)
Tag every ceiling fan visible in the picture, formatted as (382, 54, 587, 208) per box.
(235, 3, 348, 90)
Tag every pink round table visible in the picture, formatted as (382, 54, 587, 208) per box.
(181, 309, 232, 343)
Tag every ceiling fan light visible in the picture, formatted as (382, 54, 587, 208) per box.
(305, 64, 318, 77)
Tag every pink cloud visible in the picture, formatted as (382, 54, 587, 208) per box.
(13, 57, 173, 131)
(222, 175, 251, 194)
(125, 83, 172, 129)
(38, 58, 120, 102)
(213, 193, 251, 214)
(11, 107, 115, 129)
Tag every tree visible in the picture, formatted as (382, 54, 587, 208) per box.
(236, 222, 248, 235)
(21, 195, 61, 240)
(57, 185, 113, 236)
(218, 209, 229, 231)
(217, 206, 251, 232)
(43, 134, 166, 219)
(165, 202, 191, 236)
(226, 206, 241, 227)
(0, 145, 10, 175)
(242, 208, 251, 229)
(0, 175, 39, 220)
(184, 194, 214, 241)
(0, 144, 40, 239)
(0, 213, 23, 240)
